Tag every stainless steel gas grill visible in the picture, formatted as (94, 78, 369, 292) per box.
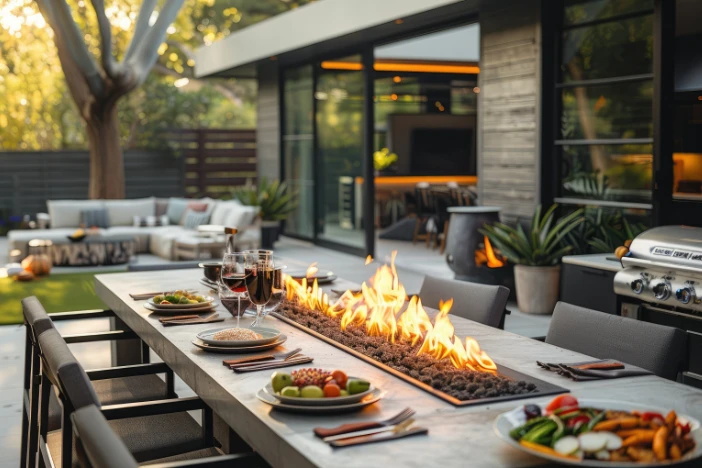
(614, 225, 702, 389)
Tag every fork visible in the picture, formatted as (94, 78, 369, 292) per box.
(223, 348, 302, 367)
(313, 407, 415, 439)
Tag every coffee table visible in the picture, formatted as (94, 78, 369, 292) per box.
(28, 235, 137, 266)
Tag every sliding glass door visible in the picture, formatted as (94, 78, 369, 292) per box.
(315, 54, 366, 252)
(282, 65, 314, 239)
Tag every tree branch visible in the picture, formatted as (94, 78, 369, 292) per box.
(124, 0, 157, 61)
(90, 0, 124, 81)
(38, 0, 105, 97)
(126, 0, 185, 87)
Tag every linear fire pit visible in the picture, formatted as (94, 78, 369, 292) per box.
(273, 302, 568, 407)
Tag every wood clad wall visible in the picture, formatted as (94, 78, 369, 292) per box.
(477, 0, 541, 222)
(256, 61, 281, 182)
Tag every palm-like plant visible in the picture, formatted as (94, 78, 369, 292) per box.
(563, 207, 646, 255)
(479, 205, 585, 266)
(232, 178, 298, 222)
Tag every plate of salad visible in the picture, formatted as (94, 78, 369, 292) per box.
(494, 395, 701, 466)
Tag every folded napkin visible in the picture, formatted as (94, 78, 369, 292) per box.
(537, 359, 653, 381)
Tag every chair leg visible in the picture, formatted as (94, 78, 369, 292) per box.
(35, 372, 51, 468)
(440, 220, 449, 254)
(61, 407, 73, 468)
(21, 331, 32, 468)
(27, 352, 43, 468)
(412, 217, 421, 245)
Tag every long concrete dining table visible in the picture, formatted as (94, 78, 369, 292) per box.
(94, 268, 702, 468)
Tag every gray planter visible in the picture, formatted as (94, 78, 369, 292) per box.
(514, 264, 561, 314)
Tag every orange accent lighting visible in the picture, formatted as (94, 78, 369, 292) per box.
(355, 175, 478, 185)
(320, 60, 479, 74)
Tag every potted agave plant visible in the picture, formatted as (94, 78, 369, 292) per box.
(233, 178, 298, 249)
(479, 205, 584, 314)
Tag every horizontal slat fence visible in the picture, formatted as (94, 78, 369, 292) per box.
(0, 150, 184, 217)
(168, 129, 257, 198)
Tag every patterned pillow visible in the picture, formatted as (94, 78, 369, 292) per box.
(133, 215, 169, 227)
(80, 209, 109, 228)
(182, 209, 210, 230)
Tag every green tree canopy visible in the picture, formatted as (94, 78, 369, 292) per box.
(0, 0, 316, 150)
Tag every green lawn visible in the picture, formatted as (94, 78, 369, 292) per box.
(0, 271, 112, 325)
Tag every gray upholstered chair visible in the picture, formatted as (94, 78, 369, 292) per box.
(36, 328, 214, 468)
(418, 276, 510, 329)
(546, 302, 687, 380)
(21, 297, 173, 468)
(72, 404, 267, 468)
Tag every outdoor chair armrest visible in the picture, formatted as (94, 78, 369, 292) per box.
(62, 329, 139, 344)
(86, 362, 171, 381)
(49, 309, 115, 321)
(149, 453, 267, 468)
(101, 396, 204, 420)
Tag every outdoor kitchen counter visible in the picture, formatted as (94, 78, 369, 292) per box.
(95, 269, 702, 468)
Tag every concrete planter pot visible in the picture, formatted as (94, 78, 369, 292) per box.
(514, 264, 561, 315)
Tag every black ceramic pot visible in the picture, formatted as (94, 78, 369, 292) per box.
(260, 223, 279, 249)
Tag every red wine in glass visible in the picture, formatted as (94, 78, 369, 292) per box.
(244, 267, 274, 305)
(220, 297, 240, 317)
(221, 273, 247, 293)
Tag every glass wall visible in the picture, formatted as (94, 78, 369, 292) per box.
(316, 54, 365, 249)
(554, 0, 654, 224)
(282, 65, 314, 238)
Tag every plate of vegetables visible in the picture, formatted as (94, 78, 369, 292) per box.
(149, 291, 214, 309)
(494, 395, 701, 466)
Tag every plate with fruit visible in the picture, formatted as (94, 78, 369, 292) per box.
(267, 368, 375, 407)
(149, 291, 215, 309)
(494, 395, 701, 466)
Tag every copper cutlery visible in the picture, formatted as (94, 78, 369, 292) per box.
(322, 418, 416, 442)
(223, 348, 302, 367)
(159, 314, 202, 323)
(162, 313, 222, 326)
(231, 356, 313, 373)
(314, 407, 415, 438)
(329, 419, 427, 448)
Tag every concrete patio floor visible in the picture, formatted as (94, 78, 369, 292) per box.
(0, 235, 551, 467)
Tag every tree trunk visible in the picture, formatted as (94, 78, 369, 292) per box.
(86, 104, 125, 199)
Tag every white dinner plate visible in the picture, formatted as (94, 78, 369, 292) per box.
(144, 301, 216, 315)
(197, 326, 281, 347)
(494, 398, 702, 467)
(256, 387, 383, 414)
(191, 335, 287, 354)
(287, 271, 337, 284)
(148, 296, 215, 309)
(263, 379, 375, 406)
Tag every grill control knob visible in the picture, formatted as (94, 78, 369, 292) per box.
(676, 288, 694, 304)
(652, 282, 671, 301)
(630, 279, 645, 294)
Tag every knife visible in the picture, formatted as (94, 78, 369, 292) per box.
(323, 419, 415, 442)
(329, 427, 428, 448)
(232, 356, 313, 373)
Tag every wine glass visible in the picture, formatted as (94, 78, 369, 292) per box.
(244, 250, 274, 327)
(262, 266, 286, 318)
(220, 252, 248, 327)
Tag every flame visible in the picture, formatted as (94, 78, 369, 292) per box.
(365, 255, 373, 265)
(475, 236, 505, 268)
(284, 251, 496, 372)
(306, 262, 319, 278)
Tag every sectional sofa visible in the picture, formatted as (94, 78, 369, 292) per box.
(7, 197, 260, 261)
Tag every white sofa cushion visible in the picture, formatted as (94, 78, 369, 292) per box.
(148, 226, 187, 260)
(48, 200, 105, 228)
(104, 198, 155, 226)
(209, 200, 241, 226)
(224, 204, 259, 230)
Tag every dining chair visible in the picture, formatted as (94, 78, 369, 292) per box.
(418, 276, 510, 329)
(72, 404, 267, 468)
(412, 184, 434, 245)
(546, 302, 688, 380)
(36, 328, 215, 468)
(21, 297, 174, 468)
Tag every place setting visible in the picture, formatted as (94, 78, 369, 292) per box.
(255, 367, 387, 416)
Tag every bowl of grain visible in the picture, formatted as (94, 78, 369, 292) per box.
(197, 327, 281, 347)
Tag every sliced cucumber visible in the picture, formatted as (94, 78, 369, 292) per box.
(577, 432, 608, 452)
(599, 432, 623, 451)
(553, 436, 580, 456)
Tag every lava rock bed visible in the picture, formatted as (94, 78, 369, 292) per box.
(278, 301, 537, 401)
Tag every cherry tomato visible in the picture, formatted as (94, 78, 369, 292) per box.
(323, 382, 341, 398)
(545, 395, 579, 414)
(641, 412, 665, 422)
(331, 370, 348, 388)
(678, 421, 691, 435)
(566, 415, 591, 429)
